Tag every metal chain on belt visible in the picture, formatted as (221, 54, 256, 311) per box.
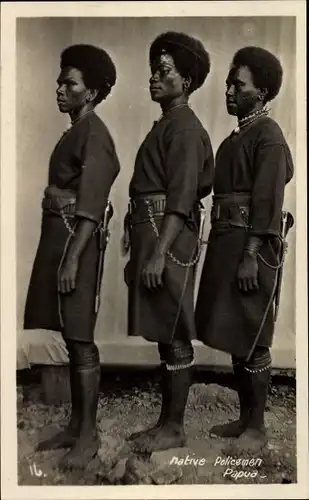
(145, 200, 201, 268)
(257, 237, 287, 270)
(60, 211, 102, 236)
(61, 212, 75, 235)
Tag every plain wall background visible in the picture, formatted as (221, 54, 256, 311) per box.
(16, 17, 296, 358)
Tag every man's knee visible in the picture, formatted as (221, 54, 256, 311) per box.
(232, 346, 271, 372)
(65, 339, 99, 368)
(245, 346, 271, 372)
(165, 339, 194, 371)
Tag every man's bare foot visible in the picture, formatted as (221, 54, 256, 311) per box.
(133, 423, 186, 454)
(227, 427, 268, 453)
(36, 425, 78, 451)
(59, 432, 100, 470)
(127, 421, 162, 442)
(209, 419, 247, 438)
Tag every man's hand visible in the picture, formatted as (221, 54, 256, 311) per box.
(121, 232, 130, 257)
(121, 212, 131, 257)
(237, 253, 259, 292)
(124, 261, 131, 286)
(140, 212, 184, 291)
(57, 218, 96, 294)
(141, 250, 166, 291)
(58, 257, 79, 294)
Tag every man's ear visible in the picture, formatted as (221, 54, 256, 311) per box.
(183, 76, 192, 93)
(86, 88, 99, 103)
(259, 87, 268, 101)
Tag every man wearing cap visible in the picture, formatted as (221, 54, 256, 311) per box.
(123, 31, 214, 453)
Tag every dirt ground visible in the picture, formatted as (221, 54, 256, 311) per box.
(17, 368, 296, 486)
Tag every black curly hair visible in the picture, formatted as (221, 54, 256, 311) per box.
(232, 46, 283, 103)
(60, 44, 116, 105)
(149, 31, 210, 94)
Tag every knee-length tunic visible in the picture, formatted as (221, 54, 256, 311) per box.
(195, 116, 294, 359)
(127, 105, 214, 344)
(24, 111, 120, 341)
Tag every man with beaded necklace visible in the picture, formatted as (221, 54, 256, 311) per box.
(123, 31, 214, 453)
(195, 46, 294, 451)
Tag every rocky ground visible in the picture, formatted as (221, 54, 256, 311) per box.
(17, 368, 296, 486)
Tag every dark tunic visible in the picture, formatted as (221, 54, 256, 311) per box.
(24, 111, 120, 341)
(127, 105, 214, 344)
(195, 116, 294, 359)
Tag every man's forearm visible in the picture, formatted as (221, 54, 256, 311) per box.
(65, 218, 97, 261)
(154, 213, 185, 255)
(244, 235, 264, 257)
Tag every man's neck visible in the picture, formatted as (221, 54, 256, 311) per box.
(69, 103, 94, 124)
(160, 95, 188, 114)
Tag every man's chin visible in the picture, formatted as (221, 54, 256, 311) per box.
(57, 103, 69, 113)
(150, 91, 162, 103)
(226, 104, 238, 116)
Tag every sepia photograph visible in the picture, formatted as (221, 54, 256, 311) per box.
(1, 1, 308, 499)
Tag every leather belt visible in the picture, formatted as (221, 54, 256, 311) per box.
(129, 193, 200, 226)
(211, 192, 252, 228)
(41, 185, 77, 217)
(129, 194, 167, 225)
(42, 197, 76, 216)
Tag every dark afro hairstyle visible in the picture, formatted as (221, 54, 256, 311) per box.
(232, 46, 283, 103)
(60, 44, 116, 105)
(149, 31, 210, 94)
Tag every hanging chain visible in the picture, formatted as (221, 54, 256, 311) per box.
(61, 212, 75, 235)
(242, 217, 287, 271)
(257, 237, 287, 270)
(145, 200, 202, 268)
(60, 210, 102, 237)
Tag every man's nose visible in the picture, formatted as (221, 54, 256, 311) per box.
(149, 72, 159, 84)
(57, 84, 65, 96)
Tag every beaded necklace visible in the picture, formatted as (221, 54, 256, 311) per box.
(233, 106, 270, 134)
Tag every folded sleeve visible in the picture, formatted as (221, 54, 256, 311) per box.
(164, 130, 206, 217)
(249, 143, 289, 237)
(75, 133, 120, 223)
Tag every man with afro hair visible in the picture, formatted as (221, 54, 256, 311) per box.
(196, 46, 294, 452)
(24, 44, 120, 469)
(123, 31, 214, 453)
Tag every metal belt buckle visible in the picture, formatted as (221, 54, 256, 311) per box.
(239, 205, 249, 224)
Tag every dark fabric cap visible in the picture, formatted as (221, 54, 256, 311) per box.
(149, 31, 210, 91)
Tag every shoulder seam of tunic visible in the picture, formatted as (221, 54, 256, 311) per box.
(256, 142, 286, 149)
(254, 120, 286, 141)
(168, 128, 204, 138)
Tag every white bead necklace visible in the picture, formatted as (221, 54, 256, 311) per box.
(233, 106, 270, 134)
